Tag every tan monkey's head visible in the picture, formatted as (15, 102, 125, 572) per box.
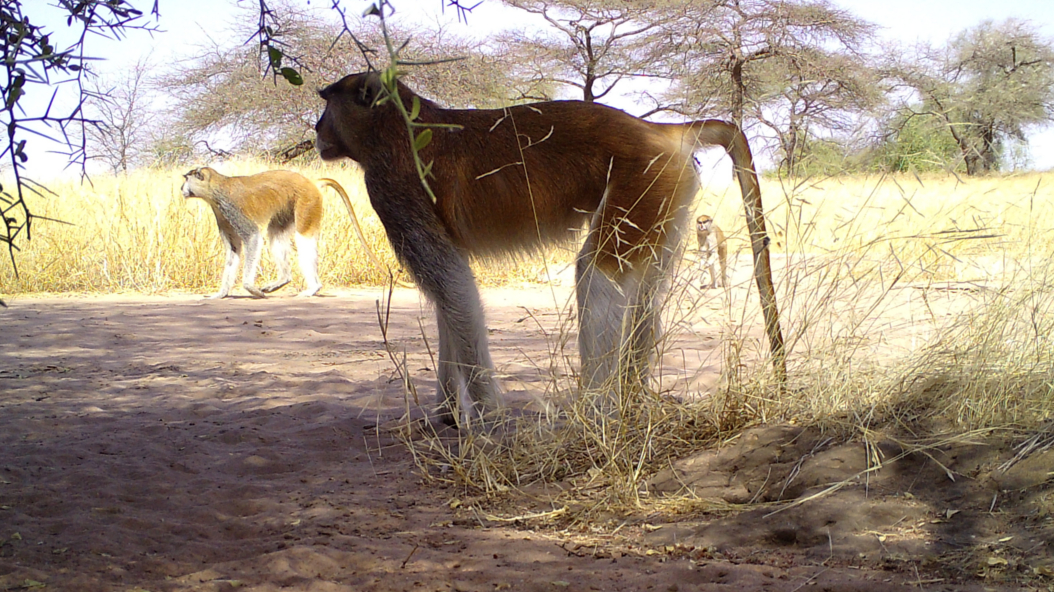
(315, 72, 403, 164)
(181, 167, 217, 200)
(696, 214, 713, 233)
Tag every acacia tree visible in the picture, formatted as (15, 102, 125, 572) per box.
(662, 0, 877, 171)
(163, 4, 513, 159)
(500, 0, 682, 105)
(892, 19, 1054, 176)
(869, 108, 963, 173)
(752, 49, 881, 174)
(84, 57, 156, 173)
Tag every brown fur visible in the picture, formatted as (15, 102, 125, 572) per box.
(696, 214, 728, 288)
(315, 72, 785, 423)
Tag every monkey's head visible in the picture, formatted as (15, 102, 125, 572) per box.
(696, 214, 713, 234)
(315, 72, 388, 164)
(181, 167, 218, 201)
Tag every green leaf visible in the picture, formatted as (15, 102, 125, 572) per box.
(6, 75, 24, 109)
(413, 129, 433, 152)
(267, 46, 282, 68)
(280, 67, 303, 86)
(410, 96, 421, 122)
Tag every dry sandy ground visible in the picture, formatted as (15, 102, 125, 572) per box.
(1, 284, 1051, 591)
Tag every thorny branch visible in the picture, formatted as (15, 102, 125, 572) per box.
(1, 0, 159, 278)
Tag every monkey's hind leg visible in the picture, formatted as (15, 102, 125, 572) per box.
(294, 233, 322, 297)
(262, 222, 294, 294)
(577, 257, 661, 416)
(575, 254, 628, 409)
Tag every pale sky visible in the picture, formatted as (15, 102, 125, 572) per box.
(22, 0, 1054, 177)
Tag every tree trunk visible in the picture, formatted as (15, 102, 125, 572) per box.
(730, 59, 745, 127)
(980, 126, 999, 173)
(583, 71, 596, 102)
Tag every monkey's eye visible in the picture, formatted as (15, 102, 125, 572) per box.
(194, 171, 204, 180)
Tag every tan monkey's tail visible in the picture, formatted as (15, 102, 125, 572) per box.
(317, 178, 410, 288)
(680, 120, 787, 384)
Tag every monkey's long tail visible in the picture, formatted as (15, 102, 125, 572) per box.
(681, 120, 787, 384)
(317, 178, 410, 287)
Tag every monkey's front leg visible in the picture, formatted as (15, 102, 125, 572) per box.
(378, 200, 500, 425)
(430, 262, 500, 426)
(210, 235, 241, 299)
(239, 231, 267, 299)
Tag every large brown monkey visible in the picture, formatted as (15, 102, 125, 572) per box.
(181, 167, 381, 299)
(315, 72, 785, 425)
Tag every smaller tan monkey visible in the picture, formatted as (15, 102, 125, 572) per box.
(181, 167, 379, 299)
(696, 214, 728, 289)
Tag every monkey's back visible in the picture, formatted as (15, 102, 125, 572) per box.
(423, 101, 698, 259)
(222, 170, 323, 234)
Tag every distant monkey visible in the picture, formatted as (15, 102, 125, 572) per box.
(315, 72, 785, 425)
(696, 214, 728, 289)
(181, 167, 380, 299)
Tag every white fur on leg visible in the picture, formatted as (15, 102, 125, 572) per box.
(295, 234, 322, 297)
(576, 257, 628, 396)
(432, 261, 502, 427)
(211, 239, 240, 299)
(262, 226, 294, 293)
(436, 313, 474, 427)
(240, 233, 266, 298)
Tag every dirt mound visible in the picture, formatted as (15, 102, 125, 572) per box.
(647, 425, 1054, 580)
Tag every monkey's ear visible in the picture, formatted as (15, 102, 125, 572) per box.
(356, 74, 384, 107)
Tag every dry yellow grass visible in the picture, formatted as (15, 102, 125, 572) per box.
(0, 159, 573, 295)
(701, 171, 1054, 279)
(7, 165, 1052, 295)
(693, 172, 1054, 429)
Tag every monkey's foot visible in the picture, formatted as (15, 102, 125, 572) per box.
(261, 279, 290, 293)
(297, 286, 322, 297)
(245, 286, 267, 299)
(206, 292, 228, 300)
(435, 405, 458, 427)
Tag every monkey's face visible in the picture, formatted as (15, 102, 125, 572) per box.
(315, 73, 383, 163)
(180, 168, 208, 200)
(696, 215, 713, 234)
